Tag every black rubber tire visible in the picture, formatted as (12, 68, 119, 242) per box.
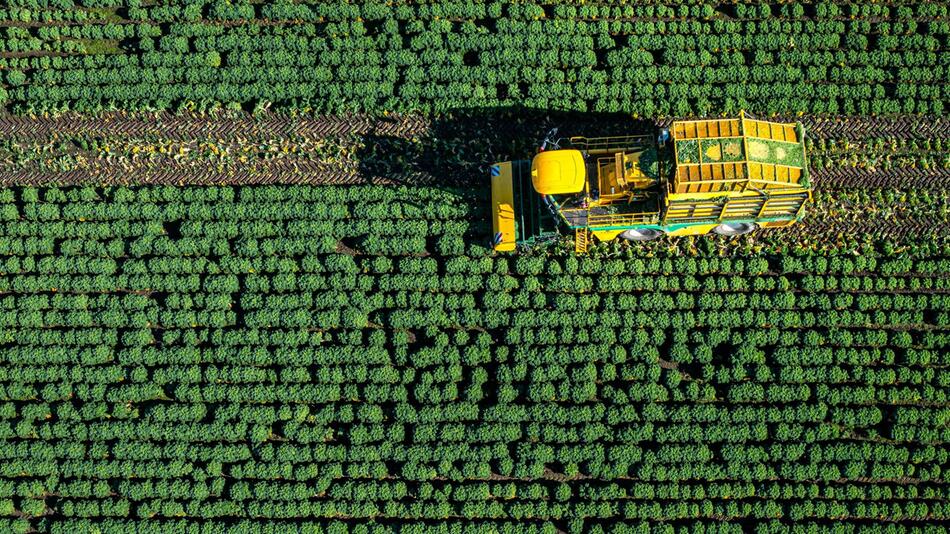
(713, 222, 757, 236)
(620, 228, 664, 241)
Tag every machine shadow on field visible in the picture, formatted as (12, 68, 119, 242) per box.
(354, 107, 656, 244)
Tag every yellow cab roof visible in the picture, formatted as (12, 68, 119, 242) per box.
(531, 149, 586, 195)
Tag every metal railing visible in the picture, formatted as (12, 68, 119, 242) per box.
(588, 211, 660, 227)
(560, 207, 660, 228)
(570, 135, 653, 154)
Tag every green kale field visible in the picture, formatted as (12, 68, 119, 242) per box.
(0, 185, 948, 533)
(1, 0, 949, 115)
(0, 1, 949, 533)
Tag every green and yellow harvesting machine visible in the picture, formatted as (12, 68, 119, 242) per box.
(491, 112, 812, 252)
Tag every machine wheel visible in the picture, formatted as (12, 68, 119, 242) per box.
(712, 222, 757, 236)
(620, 228, 664, 241)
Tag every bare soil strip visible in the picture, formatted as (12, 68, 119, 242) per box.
(0, 111, 429, 141)
(766, 218, 949, 242)
(812, 167, 950, 190)
(0, 164, 424, 187)
(802, 115, 950, 141)
(1, 113, 948, 241)
(2, 111, 947, 143)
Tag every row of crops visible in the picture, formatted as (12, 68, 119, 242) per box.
(808, 137, 950, 172)
(0, 0, 948, 113)
(0, 184, 947, 532)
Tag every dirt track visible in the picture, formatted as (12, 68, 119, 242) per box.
(798, 218, 947, 241)
(3, 110, 947, 143)
(2, 111, 947, 189)
(0, 111, 429, 141)
(1, 111, 949, 239)
(811, 167, 950, 190)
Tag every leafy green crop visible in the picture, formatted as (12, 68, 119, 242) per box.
(0, 184, 947, 533)
(0, 1, 947, 114)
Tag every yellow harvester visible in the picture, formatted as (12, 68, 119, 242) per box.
(490, 112, 812, 252)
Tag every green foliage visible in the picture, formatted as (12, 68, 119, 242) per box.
(0, 183, 946, 533)
(0, 2, 945, 114)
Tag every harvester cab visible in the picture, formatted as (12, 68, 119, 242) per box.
(490, 112, 812, 253)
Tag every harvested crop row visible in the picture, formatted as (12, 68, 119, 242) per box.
(802, 115, 950, 141)
(3, 111, 950, 196)
(812, 167, 950, 190)
(1, 111, 947, 143)
(0, 111, 429, 141)
(769, 218, 950, 242)
(0, 163, 369, 187)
